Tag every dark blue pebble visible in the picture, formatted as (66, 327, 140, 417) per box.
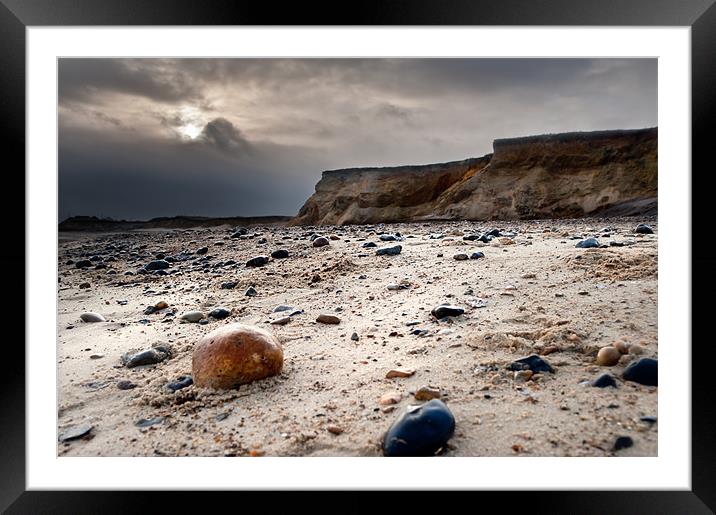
(623, 358, 657, 386)
(485, 228, 501, 237)
(470, 252, 485, 259)
(246, 256, 269, 267)
(462, 234, 480, 241)
(271, 249, 289, 259)
(135, 416, 166, 428)
(635, 224, 654, 234)
(575, 238, 600, 248)
(208, 308, 231, 319)
(382, 399, 456, 457)
(362, 242, 377, 248)
(613, 436, 634, 450)
(591, 373, 618, 388)
(507, 354, 554, 374)
(376, 245, 402, 256)
(166, 375, 193, 392)
(145, 260, 170, 271)
(196, 246, 208, 255)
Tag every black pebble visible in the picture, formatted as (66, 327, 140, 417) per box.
(635, 224, 654, 234)
(208, 308, 231, 319)
(591, 373, 618, 388)
(623, 358, 657, 386)
(75, 259, 92, 269)
(613, 436, 634, 450)
(382, 399, 456, 457)
(431, 304, 465, 319)
(507, 354, 554, 374)
(196, 246, 208, 255)
(117, 380, 137, 390)
(271, 249, 289, 259)
(246, 255, 269, 267)
(145, 259, 170, 271)
(166, 375, 193, 392)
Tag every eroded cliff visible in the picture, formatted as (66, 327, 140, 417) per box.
(292, 127, 657, 225)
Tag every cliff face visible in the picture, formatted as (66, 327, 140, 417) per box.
(292, 127, 657, 225)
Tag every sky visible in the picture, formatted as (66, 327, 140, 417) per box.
(58, 58, 657, 221)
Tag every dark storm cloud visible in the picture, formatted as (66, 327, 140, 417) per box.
(59, 58, 204, 105)
(198, 118, 252, 156)
(58, 58, 657, 221)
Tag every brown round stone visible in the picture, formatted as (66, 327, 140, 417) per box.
(596, 346, 621, 366)
(614, 340, 631, 354)
(192, 323, 283, 389)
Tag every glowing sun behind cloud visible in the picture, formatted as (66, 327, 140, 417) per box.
(178, 123, 202, 139)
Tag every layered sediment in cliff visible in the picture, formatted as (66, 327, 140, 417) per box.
(292, 127, 657, 225)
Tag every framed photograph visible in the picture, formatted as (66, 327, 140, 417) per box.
(5, 0, 714, 511)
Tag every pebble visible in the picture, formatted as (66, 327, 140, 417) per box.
(430, 304, 464, 319)
(591, 373, 618, 388)
(245, 286, 258, 297)
(221, 281, 237, 289)
(58, 423, 93, 442)
(270, 316, 291, 326)
(614, 340, 631, 354)
(376, 245, 402, 256)
(122, 347, 170, 368)
(316, 314, 341, 324)
(246, 255, 269, 267)
(326, 425, 344, 435)
(312, 237, 330, 247)
(196, 246, 208, 255)
(135, 417, 166, 428)
(386, 368, 415, 378)
(79, 282, 91, 289)
(192, 323, 283, 389)
(208, 307, 231, 319)
(75, 260, 92, 269)
(166, 375, 193, 392)
(453, 253, 469, 261)
(379, 234, 400, 241)
(382, 399, 455, 456)
(351, 332, 359, 341)
(145, 260, 170, 271)
(143, 306, 157, 315)
(271, 249, 289, 259)
(231, 228, 248, 238)
(181, 311, 205, 323)
(89, 354, 104, 360)
(462, 234, 480, 241)
(613, 436, 634, 450)
(640, 416, 657, 424)
(414, 386, 441, 400)
(575, 238, 600, 249)
(273, 305, 293, 313)
(507, 354, 554, 374)
(362, 242, 377, 248)
(635, 224, 654, 234)
(80, 312, 105, 323)
(623, 358, 657, 386)
(628, 344, 645, 355)
(117, 380, 137, 390)
(154, 301, 168, 310)
(596, 346, 621, 366)
(470, 252, 485, 260)
(379, 392, 403, 405)
(513, 370, 533, 382)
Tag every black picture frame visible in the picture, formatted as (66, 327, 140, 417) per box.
(3, 0, 714, 512)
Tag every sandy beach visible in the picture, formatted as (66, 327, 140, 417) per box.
(57, 217, 657, 457)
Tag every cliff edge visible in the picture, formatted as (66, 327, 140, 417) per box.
(291, 127, 657, 225)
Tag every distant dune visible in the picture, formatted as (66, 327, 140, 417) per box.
(58, 215, 292, 232)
